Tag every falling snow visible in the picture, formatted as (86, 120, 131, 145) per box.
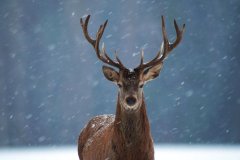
(0, 0, 240, 149)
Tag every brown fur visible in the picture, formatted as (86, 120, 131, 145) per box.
(78, 95, 154, 160)
(78, 14, 185, 160)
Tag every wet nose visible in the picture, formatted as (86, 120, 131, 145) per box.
(125, 96, 137, 106)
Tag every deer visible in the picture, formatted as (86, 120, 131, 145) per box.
(78, 15, 185, 160)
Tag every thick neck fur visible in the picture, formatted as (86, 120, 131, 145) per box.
(112, 94, 154, 160)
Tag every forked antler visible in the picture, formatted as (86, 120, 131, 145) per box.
(136, 16, 185, 70)
(80, 15, 126, 69)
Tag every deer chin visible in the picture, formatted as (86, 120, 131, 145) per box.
(121, 102, 142, 113)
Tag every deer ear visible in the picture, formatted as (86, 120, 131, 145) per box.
(143, 63, 163, 82)
(102, 66, 119, 82)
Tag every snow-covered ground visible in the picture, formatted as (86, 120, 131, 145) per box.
(0, 145, 240, 160)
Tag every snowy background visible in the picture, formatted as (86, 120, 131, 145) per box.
(1, 145, 240, 160)
(0, 0, 240, 157)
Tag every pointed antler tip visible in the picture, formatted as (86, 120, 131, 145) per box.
(174, 19, 177, 23)
(161, 16, 165, 21)
(161, 16, 166, 27)
(85, 15, 91, 23)
(80, 15, 91, 25)
(103, 20, 108, 27)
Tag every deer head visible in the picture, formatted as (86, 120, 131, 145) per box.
(80, 15, 185, 112)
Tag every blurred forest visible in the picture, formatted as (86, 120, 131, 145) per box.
(0, 0, 240, 146)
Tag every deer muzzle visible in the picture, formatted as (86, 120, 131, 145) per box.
(125, 96, 137, 106)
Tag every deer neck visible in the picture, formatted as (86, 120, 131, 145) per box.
(112, 94, 153, 158)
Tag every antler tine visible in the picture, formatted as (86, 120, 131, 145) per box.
(101, 43, 114, 63)
(137, 49, 146, 68)
(139, 49, 144, 66)
(158, 16, 185, 61)
(136, 16, 185, 70)
(158, 15, 169, 61)
(114, 51, 125, 68)
(80, 15, 95, 45)
(80, 15, 126, 69)
(169, 19, 185, 50)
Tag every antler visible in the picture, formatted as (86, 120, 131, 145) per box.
(136, 16, 185, 70)
(80, 15, 126, 69)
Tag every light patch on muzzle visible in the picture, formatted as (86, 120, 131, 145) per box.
(121, 95, 142, 112)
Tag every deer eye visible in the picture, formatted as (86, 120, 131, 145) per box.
(117, 83, 122, 88)
(139, 84, 144, 88)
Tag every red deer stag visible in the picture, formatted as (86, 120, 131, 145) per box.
(78, 15, 185, 160)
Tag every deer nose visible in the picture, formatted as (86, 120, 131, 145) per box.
(125, 96, 137, 106)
